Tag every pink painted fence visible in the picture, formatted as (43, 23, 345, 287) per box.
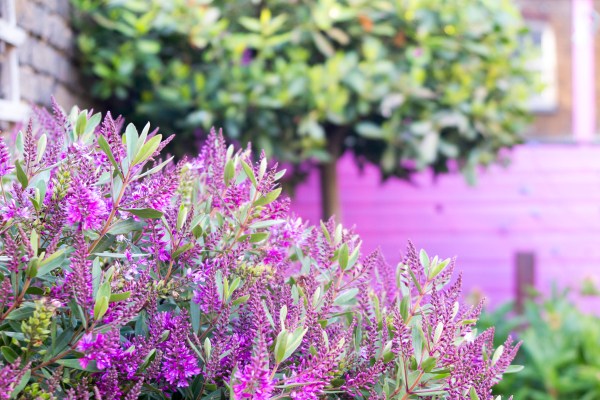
(291, 144, 600, 309)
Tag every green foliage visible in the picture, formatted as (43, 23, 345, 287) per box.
(479, 290, 600, 400)
(72, 0, 533, 181)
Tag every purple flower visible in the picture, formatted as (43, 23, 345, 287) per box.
(289, 374, 325, 400)
(59, 233, 93, 311)
(66, 178, 108, 230)
(0, 137, 12, 177)
(156, 311, 200, 388)
(1, 198, 32, 222)
(77, 330, 122, 370)
(233, 334, 274, 399)
(0, 359, 29, 400)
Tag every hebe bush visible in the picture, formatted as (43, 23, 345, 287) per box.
(0, 103, 520, 399)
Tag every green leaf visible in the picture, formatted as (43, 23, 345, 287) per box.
(408, 268, 423, 295)
(85, 113, 102, 136)
(1, 346, 18, 363)
(36, 249, 66, 278)
(124, 123, 139, 162)
(204, 338, 212, 360)
(215, 270, 224, 302)
(136, 123, 150, 156)
(400, 295, 410, 322)
(241, 160, 257, 187)
(274, 169, 286, 181)
(433, 322, 444, 344)
(491, 345, 504, 366)
(56, 358, 100, 372)
(282, 327, 307, 362)
(333, 288, 359, 306)
(232, 294, 250, 306)
(253, 188, 282, 207)
(26, 257, 39, 278)
(428, 258, 450, 280)
(25, 286, 44, 295)
(338, 243, 349, 271)
(274, 330, 288, 363)
(249, 232, 269, 243)
(279, 304, 288, 330)
(249, 219, 285, 229)
(109, 291, 131, 302)
(419, 249, 430, 273)
(137, 348, 156, 373)
(172, 243, 194, 259)
(312, 287, 321, 308)
(261, 300, 275, 329)
(469, 387, 480, 400)
(97, 135, 122, 178)
(107, 219, 145, 235)
(10, 369, 30, 399)
(35, 134, 47, 164)
(121, 208, 163, 219)
(190, 299, 200, 332)
(75, 111, 87, 138)
(320, 221, 331, 243)
(382, 340, 394, 362)
(15, 160, 28, 189)
(227, 277, 241, 298)
(94, 252, 150, 259)
(176, 204, 189, 231)
(94, 281, 111, 321)
(504, 364, 524, 374)
(132, 134, 162, 166)
(421, 356, 437, 372)
(15, 130, 23, 154)
(224, 159, 235, 185)
(94, 296, 109, 321)
(6, 306, 34, 321)
(134, 156, 174, 179)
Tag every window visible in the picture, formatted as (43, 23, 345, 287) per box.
(0, 0, 28, 125)
(525, 20, 558, 113)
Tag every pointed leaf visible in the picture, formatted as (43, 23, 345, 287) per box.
(121, 208, 163, 219)
(132, 134, 162, 166)
(97, 135, 122, 177)
(15, 160, 28, 189)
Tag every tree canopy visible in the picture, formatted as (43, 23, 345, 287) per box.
(73, 0, 534, 216)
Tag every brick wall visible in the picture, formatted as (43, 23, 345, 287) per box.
(14, 0, 89, 110)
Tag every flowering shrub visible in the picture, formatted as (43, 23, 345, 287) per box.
(0, 102, 520, 399)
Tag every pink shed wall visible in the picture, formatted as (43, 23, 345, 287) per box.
(291, 144, 600, 309)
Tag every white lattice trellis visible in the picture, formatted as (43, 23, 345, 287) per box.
(0, 0, 28, 122)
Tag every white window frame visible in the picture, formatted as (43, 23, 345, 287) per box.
(525, 20, 558, 113)
(0, 0, 29, 122)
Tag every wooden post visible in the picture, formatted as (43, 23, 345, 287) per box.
(319, 127, 346, 222)
(515, 251, 536, 313)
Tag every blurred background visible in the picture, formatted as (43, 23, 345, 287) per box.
(1, 0, 600, 397)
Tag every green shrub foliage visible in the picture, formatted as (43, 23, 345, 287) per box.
(479, 289, 600, 400)
(73, 0, 533, 181)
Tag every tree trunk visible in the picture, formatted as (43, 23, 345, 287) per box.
(319, 128, 345, 222)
